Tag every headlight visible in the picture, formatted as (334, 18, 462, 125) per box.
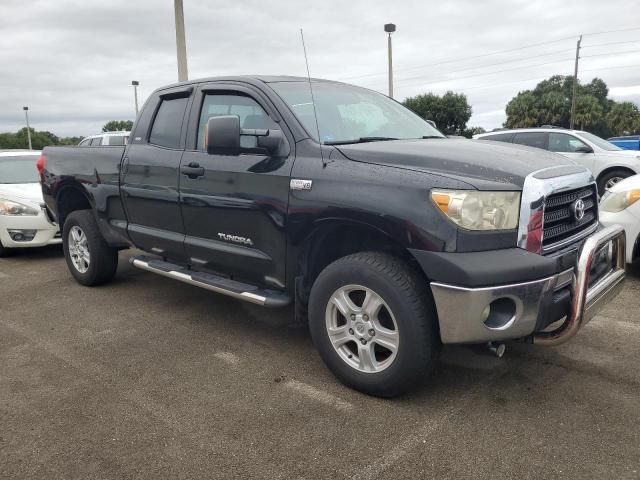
(0, 198, 39, 216)
(600, 189, 640, 213)
(431, 190, 521, 230)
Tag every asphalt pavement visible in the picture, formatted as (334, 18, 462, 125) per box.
(1, 246, 639, 479)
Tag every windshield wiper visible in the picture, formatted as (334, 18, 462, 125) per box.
(420, 135, 445, 139)
(324, 136, 398, 145)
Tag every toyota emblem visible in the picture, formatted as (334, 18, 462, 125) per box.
(572, 199, 586, 222)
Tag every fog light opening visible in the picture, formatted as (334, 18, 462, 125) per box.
(483, 297, 517, 330)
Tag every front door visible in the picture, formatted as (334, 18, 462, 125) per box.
(179, 85, 294, 289)
(120, 88, 192, 260)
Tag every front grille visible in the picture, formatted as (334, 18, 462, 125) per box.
(542, 185, 598, 251)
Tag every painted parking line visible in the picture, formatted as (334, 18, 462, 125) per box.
(285, 379, 354, 412)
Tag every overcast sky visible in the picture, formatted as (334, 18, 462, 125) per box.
(1, 0, 639, 137)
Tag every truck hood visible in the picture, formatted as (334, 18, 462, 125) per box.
(0, 183, 44, 206)
(335, 138, 573, 190)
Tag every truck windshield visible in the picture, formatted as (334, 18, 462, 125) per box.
(0, 156, 39, 184)
(270, 81, 445, 144)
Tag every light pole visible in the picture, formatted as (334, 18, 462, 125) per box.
(23, 106, 32, 150)
(131, 80, 140, 115)
(174, 0, 189, 82)
(384, 23, 396, 98)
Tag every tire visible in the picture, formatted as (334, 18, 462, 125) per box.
(308, 252, 439, 397)
(598, 170, 632, 195)
(62, 210, 118, 286)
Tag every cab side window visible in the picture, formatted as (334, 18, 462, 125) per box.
(90, 137, 103, 146)
(513, 132, 548, 150)
(79, 139, 91, 147)
(149, 96, 189, 149)
(197, 94, 277, 150)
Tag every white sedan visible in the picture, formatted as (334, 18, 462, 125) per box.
(600, 174, 640, 265)
(0, 150, 61, 256)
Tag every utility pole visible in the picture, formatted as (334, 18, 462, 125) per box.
(132, 80, 140, 115)
(174, 0, 188, 82)
(570, 34, 582, 130)
(384, 23, 396, 98)
(23, 106, 32, 150)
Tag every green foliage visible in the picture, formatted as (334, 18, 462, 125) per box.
(0, 128, 84, 149)
(503, 75, 635, 138)
(606, 102, 640, 136)
(102, 120, 133, 133)
(403, 91, 472, 135)
(462, 126, 486, 138)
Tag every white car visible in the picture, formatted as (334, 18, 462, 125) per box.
(474, 128, 640, 194)
(600, 174, 640, 265)
(78, 131, 130, 146)
(0, 150, 61, 256)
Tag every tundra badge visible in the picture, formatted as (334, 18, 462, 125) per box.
(218, 233, 254, 246)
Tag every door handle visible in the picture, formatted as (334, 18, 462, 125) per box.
(181, 162, 205, 178)
(121, 156, 130, 175)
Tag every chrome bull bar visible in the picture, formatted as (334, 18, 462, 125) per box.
(533, 224, 626, 346)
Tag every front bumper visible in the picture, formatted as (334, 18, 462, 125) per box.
(0, 211, 61, 248)
(430, 225, 626, 345)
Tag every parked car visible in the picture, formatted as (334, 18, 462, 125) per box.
(608, 135, 640, 151)
(40, 76, 625, 397)
(600, 174, 640, 265)
(78, 131, 130, 146)
(0, 150, 61, 256)
(474, 127, 640, 194)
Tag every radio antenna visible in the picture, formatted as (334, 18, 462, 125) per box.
(300, 29, 326, 166)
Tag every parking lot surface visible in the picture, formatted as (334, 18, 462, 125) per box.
(1, 247, 639, 479)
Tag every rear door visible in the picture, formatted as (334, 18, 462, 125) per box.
(120, 86, 193, 260)
(178, 83, 294, 289)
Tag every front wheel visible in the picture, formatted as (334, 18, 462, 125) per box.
(63, 210, 118, 286)
(308, 252, 439, 397)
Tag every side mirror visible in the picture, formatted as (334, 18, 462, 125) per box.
(206, 115, 240, 155)
(575, 145, 593, 154)
(205, 115, 283, 156)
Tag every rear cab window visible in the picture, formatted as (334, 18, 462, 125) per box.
(149, 96, 189, 148)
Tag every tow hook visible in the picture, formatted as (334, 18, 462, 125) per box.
(487, 342, 506, 358)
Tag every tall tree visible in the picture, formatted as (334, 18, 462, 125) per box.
(504, 75, 622, 137)
(574, 95, 603, 131)
(607, 102, 640, 136)
(102, 120, 133, 133)
(403, 91, 472, 135)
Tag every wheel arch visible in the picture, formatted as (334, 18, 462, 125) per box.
(294, 218, 431, 308)
(55, 183, 94, 228)
(596, 165, 636, 185)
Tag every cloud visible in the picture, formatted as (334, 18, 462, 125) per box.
(1, 0, 638, 136)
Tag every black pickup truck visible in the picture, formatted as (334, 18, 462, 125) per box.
(40, 76, 626, 397)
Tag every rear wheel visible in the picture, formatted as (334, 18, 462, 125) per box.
(63, 210, 118, 286)
(308, 252, 439, 397)
(598, 169, 632, 195)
